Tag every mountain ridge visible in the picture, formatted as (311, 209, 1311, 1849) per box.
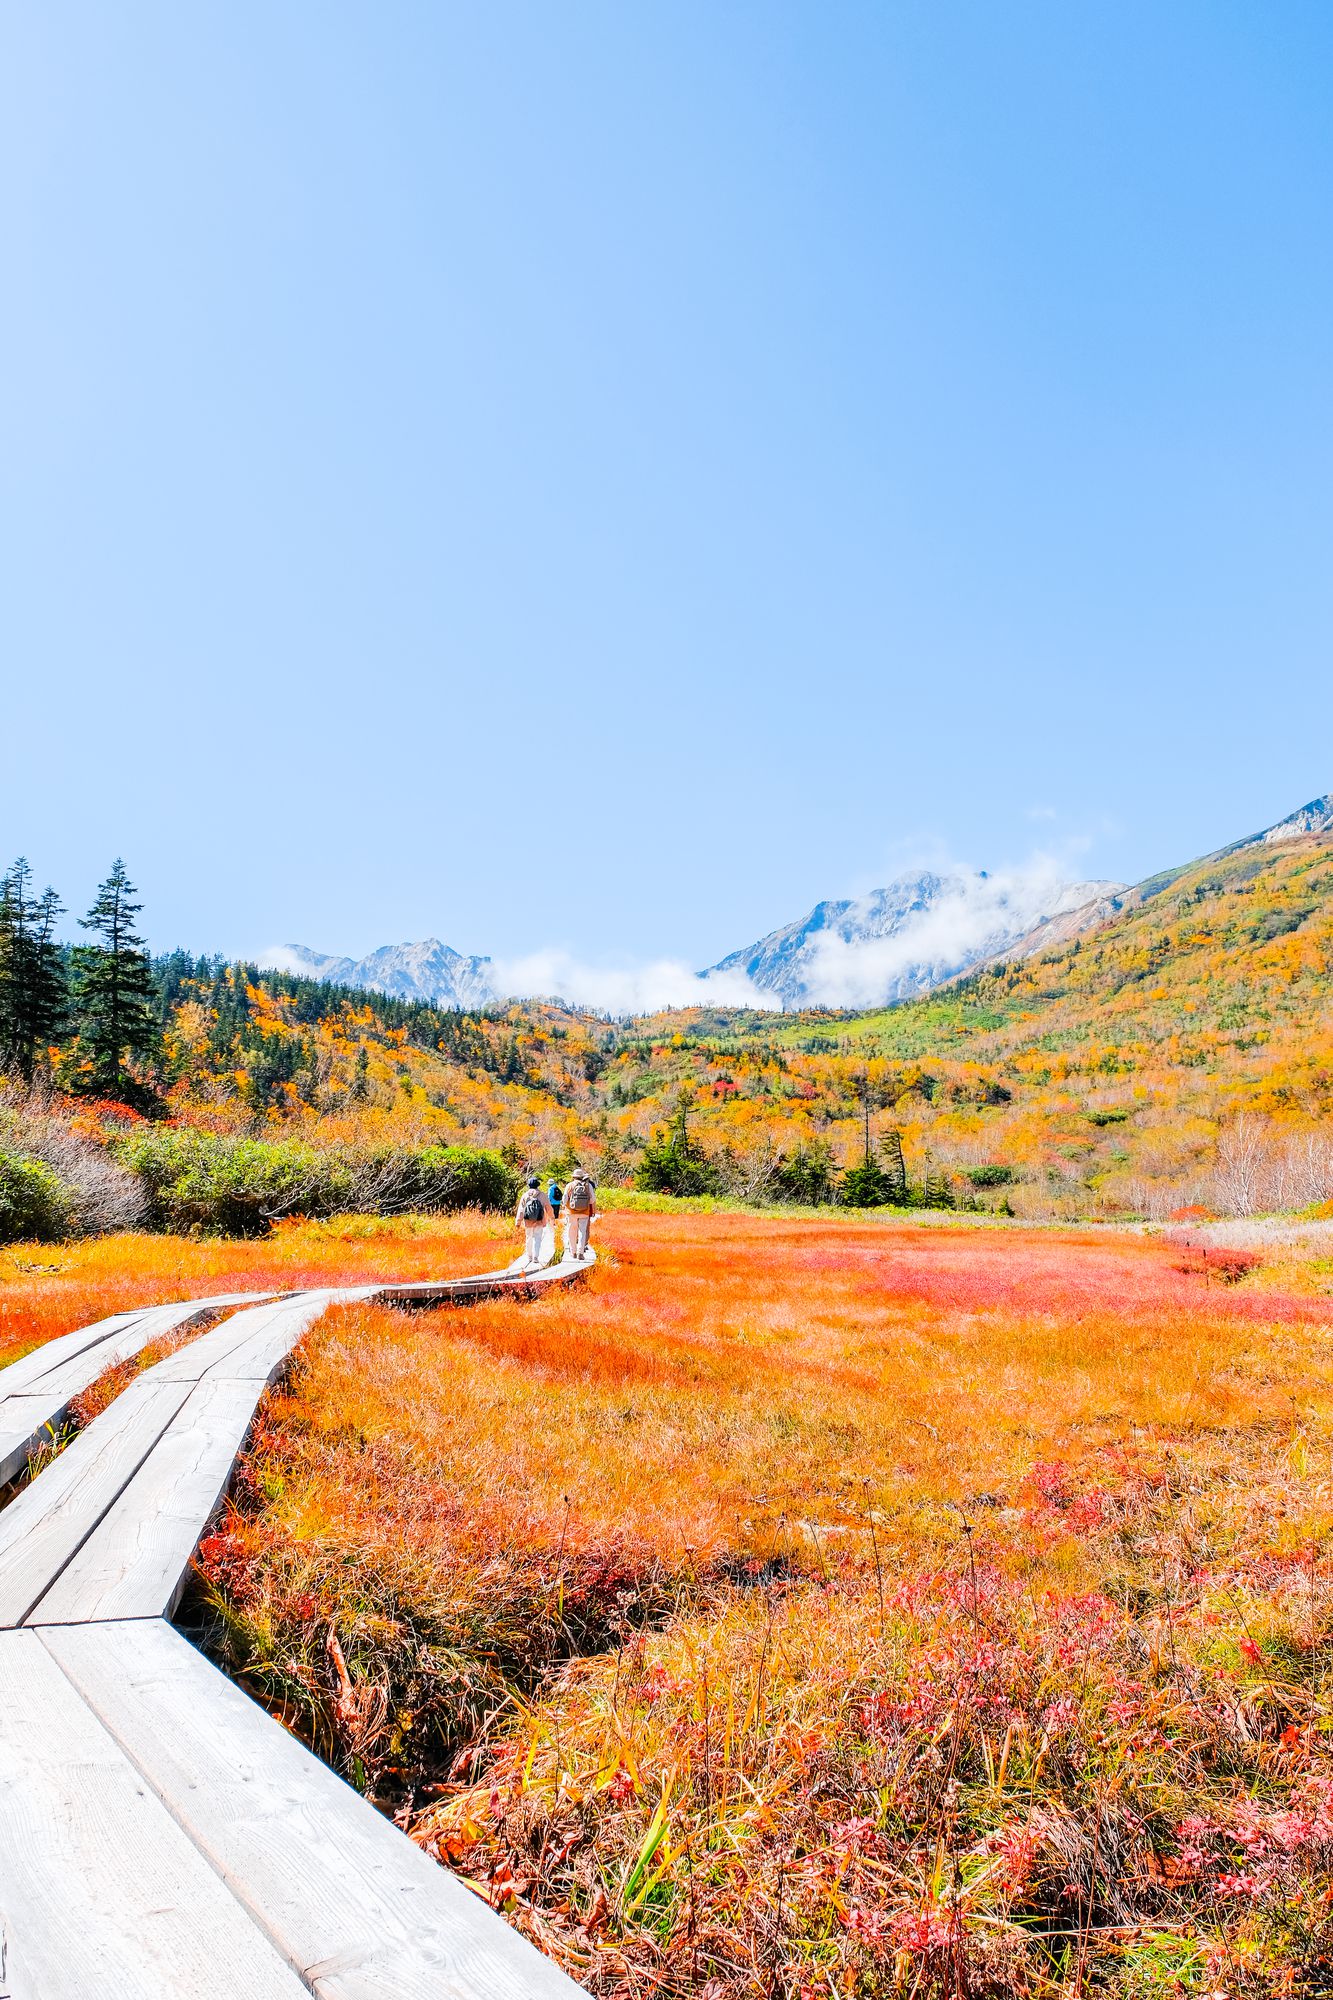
(260, 939, 498, 1010)
(258, 792, 1332, 1017)
(707, 872, 1127, 1009)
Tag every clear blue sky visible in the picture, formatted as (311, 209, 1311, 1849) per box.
(3, 2, 1330, 975)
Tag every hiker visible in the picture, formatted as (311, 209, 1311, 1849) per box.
(562, 1166, 596, 1261)
(515, 1176, 554, 1269)
(548, 1175, 564, 1222)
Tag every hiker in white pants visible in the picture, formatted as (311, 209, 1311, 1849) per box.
(515, 1177, 555, 1269)
(562, 1167, 596, 1260)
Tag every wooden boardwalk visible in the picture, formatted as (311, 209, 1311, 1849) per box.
(0, 1248, 596, 1998)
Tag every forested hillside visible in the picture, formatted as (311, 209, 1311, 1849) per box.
(612, 831, 1333, 1216)
(146, 833, 1333, 1220)
(4, 835, 1332, 1226)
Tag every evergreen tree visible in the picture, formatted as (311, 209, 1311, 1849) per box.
(0, 858, 68, 1084)
(878, 1126, 910, 1205)
(841, 1158, 892, 1207)
(634, 1095, 721, 1196)
(69, 861, 160, 1102)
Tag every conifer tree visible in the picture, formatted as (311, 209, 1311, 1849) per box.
(878, 1126, 910, 1205)
(70, 860, 159, 1100)
(0, 858, 68, 1084)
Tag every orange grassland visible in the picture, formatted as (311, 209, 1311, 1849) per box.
(0, 1211, 511, 1370)
(5, 1213, 1333, 1993)
(127, 1210, 1332, 1999)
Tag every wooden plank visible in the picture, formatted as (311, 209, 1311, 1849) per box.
(528, 1247, 597, 1286)
(45, 1619, 584, 2000)
(373, 1250, 594, 1309)
(150, 1293, 334, 1387)
(2, 1301, 233, 1420)
(28, 1377, 271, 1626)
(0, 1395, 75, 1488)
(0, 1376, 191, 1628)
(0, 1308, 144, 1398)
(190, 1292, 341, 1386)
(0, 1627, 313, 1998)
(0, 1292, 278, 1486)
(0, 1291, 272, 1399)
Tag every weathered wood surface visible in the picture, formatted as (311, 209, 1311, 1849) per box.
(149, 1292, 337, 1385)
(0, 1395, 72, 1493)
(0, 1291, 275, 1486)
(380, 1245, 596, 1307)
(46, 1619, 582, 1998)
(0, 1249, 599, 1996)
(0, 1376, 193, 1628)
(14, 1298, 344, 1626)
(0, 1309, 144, 1398)
(0, 1627, 312, 1997)
(30, 1377, 277, 1625)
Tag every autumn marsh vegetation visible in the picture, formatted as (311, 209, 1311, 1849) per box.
(66, 1208, 1321, 1997)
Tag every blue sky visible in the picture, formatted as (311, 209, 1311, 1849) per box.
(3, 2, 1330, 987)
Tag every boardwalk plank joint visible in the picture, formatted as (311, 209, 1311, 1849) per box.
(0, 1248, 596, 1997)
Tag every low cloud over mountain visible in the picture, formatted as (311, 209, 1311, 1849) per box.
(259, 940, 498, 1010)
(707, 867, 1126, 1010)
(258, 860, 1120, 1014)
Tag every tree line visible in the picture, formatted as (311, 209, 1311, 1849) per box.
(631, 1099, 1012, 1211)
(0, 858, 158, 1104)
(0, 856, 527, 1116)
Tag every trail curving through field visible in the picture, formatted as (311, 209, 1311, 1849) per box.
(0, 1244, 595, 1999)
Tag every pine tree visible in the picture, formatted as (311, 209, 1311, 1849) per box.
(841, 1158, 891, 1207)
(0, 858, 68, 1084)
(878, 1126, 909, 1205)
(69, 860, 159, 1101)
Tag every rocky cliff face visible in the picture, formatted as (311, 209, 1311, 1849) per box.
(1247, 794, 1333, 846)
(257, 791, 1330, 1015)
(705, 871, 1127, 1010)
(258, 940, 497, 1009)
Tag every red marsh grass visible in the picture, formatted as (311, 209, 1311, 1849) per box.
(174, 1213, 1333, 1996)
(0, 1210, 512, 1369)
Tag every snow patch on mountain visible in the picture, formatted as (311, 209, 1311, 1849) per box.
(257, 940, 498, 1009)
(707, 868, 1127, 1010)
(257, 940, 761, 1012)
(258, 869, 1123, 1016)
(1247, 793, 1333, 846)
(251, 793, 1333, 1016)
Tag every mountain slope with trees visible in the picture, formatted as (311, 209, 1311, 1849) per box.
(2, 824, 1332, 1233)
(605, 827, 1333, 1215)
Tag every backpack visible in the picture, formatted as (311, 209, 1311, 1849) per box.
(520, 1191, 544, 1222)
(548, 1182, 563, 1207)
(564, 1177, 592, 1213)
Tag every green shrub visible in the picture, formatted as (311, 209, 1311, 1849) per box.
(417, 1145, 516, 1211)
(114, 1129, 350, 1237)
(359, 1144, 517, 1214)
(770, 1143, 838, 1205)
(841, 1160, 896, 1208)
(0, 1148, 71, 1242)
(113, 1129, 518, 1235)
(967, 1163, 1016, 1187)
(634, 1138, 722, 1198)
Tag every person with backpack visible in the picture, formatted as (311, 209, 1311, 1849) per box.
(515, 1176, 555, 1269)
(562, 1166, 596, 1261)
(548, 1176, 564, 1222)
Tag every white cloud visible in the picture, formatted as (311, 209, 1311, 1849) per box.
(254, 944, 327, 975)
(251, 842, 1120, 1017)
(489, 949, 770, 1014)
(791, 859, 1112, 1010)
